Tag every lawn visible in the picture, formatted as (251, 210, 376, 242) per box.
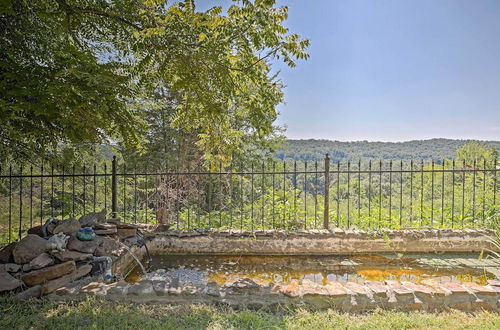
(1, 296, 499, 329)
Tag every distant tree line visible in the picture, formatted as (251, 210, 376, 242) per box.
(276, 139, 500, 162)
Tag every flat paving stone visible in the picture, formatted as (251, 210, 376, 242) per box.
(364, 281, 387, 297)
(420, 279, 449, 295)
(440, 282, 468, 294)
(325, 282, 349, 296)
(401, 281, 434, 296)
(385, 280, 413, 295)
(343, 282, 368, 295)
(300, 279, 329, 296)
(462, 282, 497, 295)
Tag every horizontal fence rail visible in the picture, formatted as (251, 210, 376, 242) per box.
(0, 155, 498, 243)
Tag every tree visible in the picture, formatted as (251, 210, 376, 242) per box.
(456, 141, 498, 168)
(0, 0, 309, 164)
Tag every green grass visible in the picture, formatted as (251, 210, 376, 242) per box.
(1, 297, 499, 329)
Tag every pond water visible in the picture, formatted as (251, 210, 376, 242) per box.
(125, 253, 497, 286)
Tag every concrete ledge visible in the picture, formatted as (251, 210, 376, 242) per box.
(147, 229, 497, 255)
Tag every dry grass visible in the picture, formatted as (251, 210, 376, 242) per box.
(1, 296, 499, 329)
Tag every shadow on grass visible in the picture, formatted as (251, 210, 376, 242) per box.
(0, 296, 284, 329)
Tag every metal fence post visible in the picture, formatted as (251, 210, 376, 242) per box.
(111, 156, 118, 217)
(323, 153, 330, 229)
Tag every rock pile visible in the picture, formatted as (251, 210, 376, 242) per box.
(0, 210, 141, 299)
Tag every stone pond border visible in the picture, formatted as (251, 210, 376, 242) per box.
(50, 276, 500, 312)
(43, 228, 500, 312)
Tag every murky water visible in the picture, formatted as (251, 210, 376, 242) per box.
(125, 253, 496, 286)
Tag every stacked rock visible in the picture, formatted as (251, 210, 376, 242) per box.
(0, 209, 140, 299)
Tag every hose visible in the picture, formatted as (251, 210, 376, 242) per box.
(41, 218, 58, 237)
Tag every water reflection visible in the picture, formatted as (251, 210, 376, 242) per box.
(126, 254, 494, 286)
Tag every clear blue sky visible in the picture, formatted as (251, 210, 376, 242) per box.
(201, 0, 500, 142)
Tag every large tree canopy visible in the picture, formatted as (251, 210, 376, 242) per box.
(0, 0, 309, 164)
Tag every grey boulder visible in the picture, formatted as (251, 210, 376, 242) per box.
(4, 263, 21, 273)
(79, 209, 107, 227)
(12, 234, 51, 264)
(66, 235, 100, 254)
(0, 271, 23, 292)
(29, 253, 54, 270)
(53, 218, 80, 235)
(0, 242, 17, 263)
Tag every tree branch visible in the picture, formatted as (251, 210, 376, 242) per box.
(55, 0, 143, 31)
(70, 6, 142, 30)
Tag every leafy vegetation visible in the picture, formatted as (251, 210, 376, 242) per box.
(172, 159, 498, 231)
(456, 141, 499, 166)
(0, 0, 308, 166)
(123, 141, 499, 231)
(1, 141, 498, 243)
(1, 296, 499, 329)
(277, 138, 500, 162)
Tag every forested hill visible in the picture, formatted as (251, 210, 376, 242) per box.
(276, 139, 500, 161)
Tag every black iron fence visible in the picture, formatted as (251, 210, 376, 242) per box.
(0, 155, 498, 243)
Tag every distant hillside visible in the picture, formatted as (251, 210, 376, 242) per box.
(276, 138, 500, 161)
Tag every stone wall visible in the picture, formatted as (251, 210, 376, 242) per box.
(147, 229, 498, 255)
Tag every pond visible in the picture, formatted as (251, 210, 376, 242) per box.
(125, 253, 497, 286)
